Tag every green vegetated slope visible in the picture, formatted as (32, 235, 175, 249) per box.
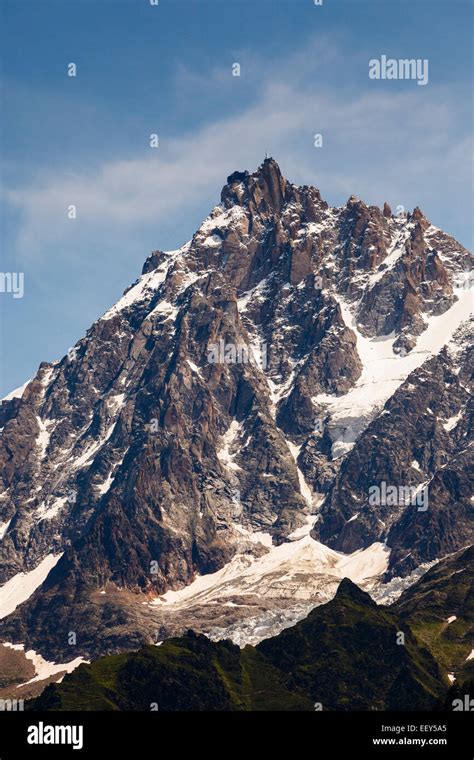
(30, 635, 312, 711)
(30, 548, 472, 712)
(258, 579, 445, 711)
(393, 545, 473, 680)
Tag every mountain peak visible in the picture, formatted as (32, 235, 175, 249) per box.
(225, 156, 281, 183)
(335, 578, 378, 607)
(409, 205, 430, 230)
(0, 151, 471, 668)
(221, 156, 287, 213)
(255, 155, 282, 176)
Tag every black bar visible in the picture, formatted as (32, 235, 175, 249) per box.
(0, 711, 472, 758)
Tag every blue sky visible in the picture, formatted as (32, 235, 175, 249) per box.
(0, 0, 472, 396)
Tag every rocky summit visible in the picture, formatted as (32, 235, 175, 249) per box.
(0, 159, 472, 688)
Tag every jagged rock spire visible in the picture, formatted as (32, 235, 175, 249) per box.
(221, 156, 288, 213)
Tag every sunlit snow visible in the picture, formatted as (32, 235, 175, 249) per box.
(0, 554, 63, 619)
(2, 643, 87, 686)
(314, 277, 473, 458)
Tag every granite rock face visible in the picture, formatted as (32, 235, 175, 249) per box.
(0, 158, 472, 661)
(314, 327, 474, 577)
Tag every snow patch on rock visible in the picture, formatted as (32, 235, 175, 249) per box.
(0, 554, 63, 619)
(2, 643, 87, 686)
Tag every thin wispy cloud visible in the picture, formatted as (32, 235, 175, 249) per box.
(4, 36, 472, 263)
